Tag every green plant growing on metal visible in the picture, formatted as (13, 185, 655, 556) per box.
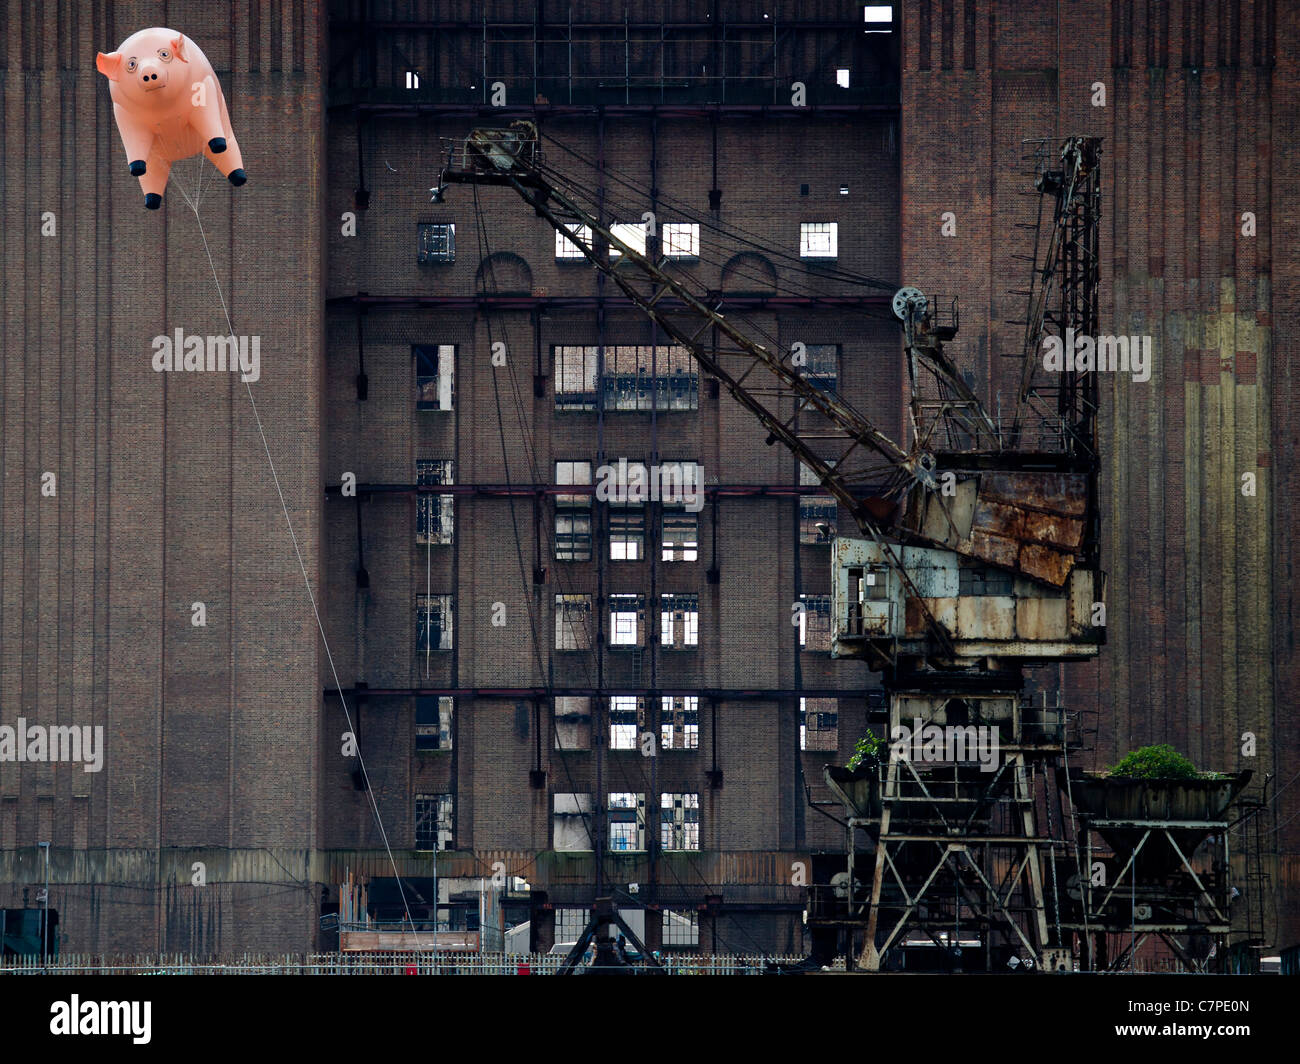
(846, 730, 888, 772)
(1108, 743, 1200, 779)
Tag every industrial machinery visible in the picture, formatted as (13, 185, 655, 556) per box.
(432, 126, 1240, 971)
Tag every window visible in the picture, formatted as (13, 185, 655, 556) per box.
(608, 792, 646, 851)
(661, 908, 699, 947)
(415, 793, 453, 850)
(556, 594, 593, 650)
(836, 68, 851, 88)
(418, 222, 456, 263)
(553, 345, 698, 412)
(799, 594, 832, 652)
(554, 696, 592, 750)
(609, 696, 646, 750)
(800, 222, 839, 259)
(416, 459, 454, 545)
(864, 5, 894, 24)
(415, 344, 455, 410)
(609, 594, 645, 647)
(660, 793, 700, 850)
(802, 344, 838, 391)
(608, 222, 647, 258)
(799, 463, 837, 544)
(555, 907, 588, 941)
(662, 510, 699, 562)
(662, 222, 700, 259)
(556, 461, 593, 561)
(554, 794, 593, 851)
(959, 563, 1014, 597)
(416, 696, 453, 751)
(416, 594, 454, 652)
(660, 594, 699, 649)
(609, 507, 646, 561)
(661, 696, 699, 750)
(800, 697, 839, 751)
(556, 223, 592, 260)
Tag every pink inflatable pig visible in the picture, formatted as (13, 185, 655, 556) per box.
(96, 28, 246, 209)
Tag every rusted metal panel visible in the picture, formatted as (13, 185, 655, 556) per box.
(954, 597, 1016, 640)
(1016, 595, 1068, 640)
(969, 528, 1020, 570)
(1018, 542, 1075, 585)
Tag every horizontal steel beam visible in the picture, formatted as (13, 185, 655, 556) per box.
(325, 687, 873, 700)
(327, 293, 892, 311)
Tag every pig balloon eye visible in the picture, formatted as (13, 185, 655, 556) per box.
(158, 49, 171, 62)
(126, 57, 137, 72)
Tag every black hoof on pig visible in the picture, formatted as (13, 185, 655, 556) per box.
(228, 169, 247, 187)
(129, 160, 147, 176)
(145, 193, 162, 210)
(208, 137, 227, 153)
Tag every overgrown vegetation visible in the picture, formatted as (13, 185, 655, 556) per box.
(1107, 744, 1226, 779)
(846, 731, 887, 772)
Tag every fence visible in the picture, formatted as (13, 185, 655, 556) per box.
(0, 951, 813, 976)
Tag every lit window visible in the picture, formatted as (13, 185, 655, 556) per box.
(863, 5, 893, 24)
(662, 223, 700, 259)
(556, 224, 592, 260)
(609, 696, 646, 750)
(415, 793, 453, 850)
(416, 459, 454, 545)
(555, 594, 592, 650)
(661, 696, 699, 750)
(800, 222, 838, 259)
(660, 793, 700, 850)
(556, 461, 593, 560)
(836, 69, 850, 88)
(416, 594, 454, 652)
(416, 696, 453, 751)
(660, 593, 699, 649)
(799, 463, 837, 544)
(554, 794, 593, 851)
(417, 222, 455, 263)
(415, 344, 455, 410)
(554, 696, 592, 750)
(800, 697, 839, 751)
(608, 792, 646, 851)
(662, 510, 699, 562)
(609, 594, 645, 647)
(608, 222, 647, 258)
(609, 507, 646, 561)
(798, 594, 832, 652)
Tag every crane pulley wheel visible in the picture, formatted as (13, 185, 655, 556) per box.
(892, 285, 927, 321)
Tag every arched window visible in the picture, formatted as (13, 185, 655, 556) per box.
(475, 251, 532, 295)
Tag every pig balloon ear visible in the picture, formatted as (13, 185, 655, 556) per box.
(170, 35, 188, 61)
(95, 51, 123, 81)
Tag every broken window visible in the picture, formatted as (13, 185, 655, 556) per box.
(602, 345, 698, 411)
(959, 561, 1015, 596)
(607, 222, 648, 258)
(554, 696, 592, 750)
(417, 222, 455, 263)
(609, 507, 646, 561)
(661, 695, 699, 750)
(416, 459, 455, 545)
(555, 594, 593, 650)
(660, 593, 699, 649)
(798, 594, 832, 652)
(660, 793, 700, 850)
(415, 344, 455, 410)
(416, 695, 454, 751)
(416, 594, 454, 652)
(802, 344, 839, 392)
(555, 345, 598, 410)
(799, 462, 837, 544)
(555, 461, 593, 560)
(608, 594, 645, 648)
(553, 793, 593, 851)
(555, 223, 592, 260)
(661, 908, 700, 947)
(415, 793, 453, 850)
(609, 696, 646, 750)
(800, 222, 838, 259)
(661, 509, 699, 562)
(608, 792, 646, 851)
(800, 697, 839, 751)
(662, 222, 700, 259)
